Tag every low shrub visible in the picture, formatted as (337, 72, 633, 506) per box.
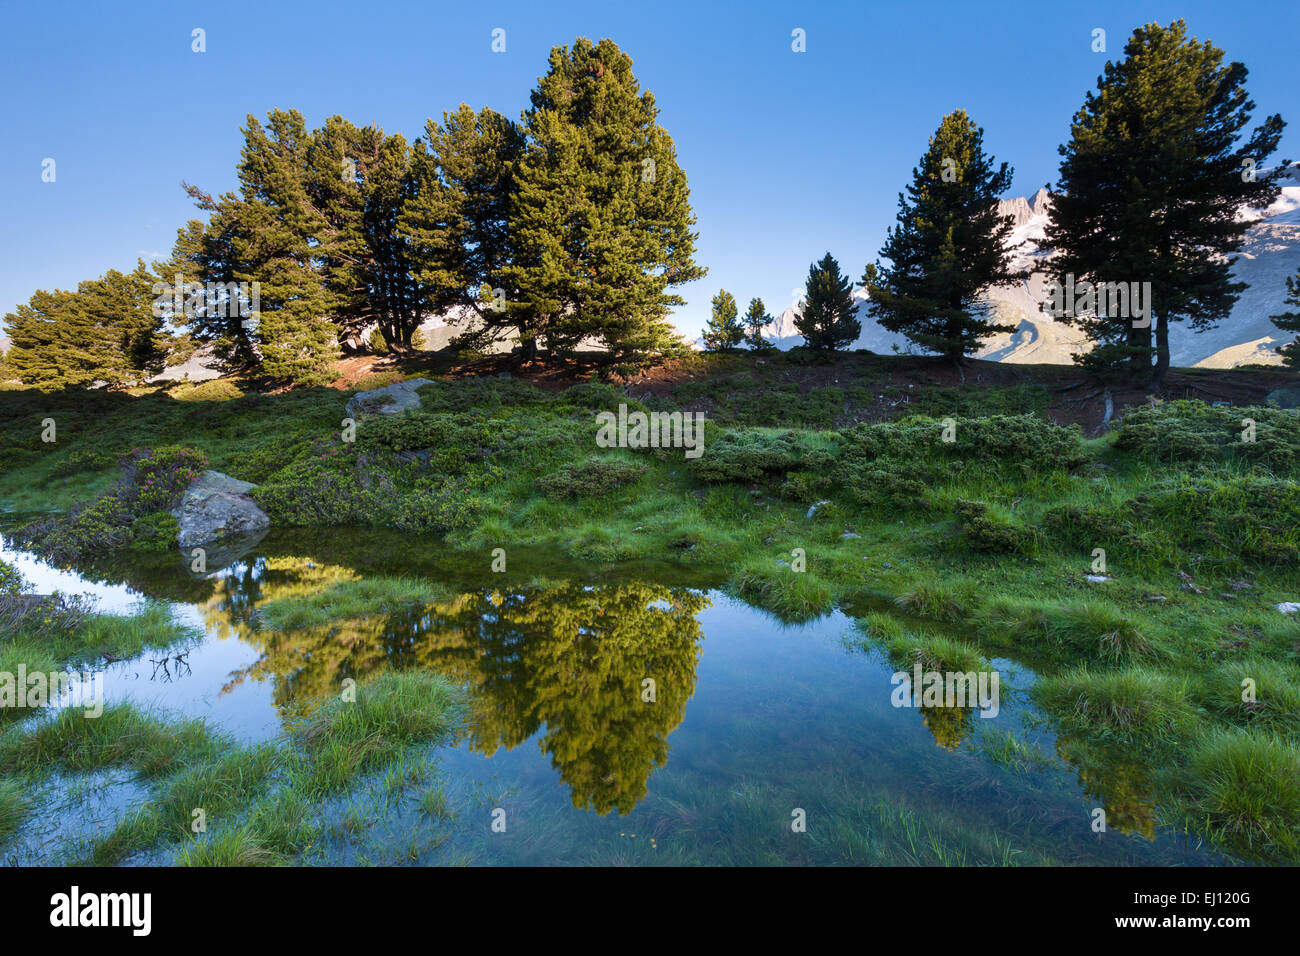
(951, 499, 1036, 554)
(1113, 400, 1300, 473)
(13, 446, 205, 562)
(536, 459, 648, 498)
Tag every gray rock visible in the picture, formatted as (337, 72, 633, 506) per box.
(841, 532, 861, 540)
(1266, 387, 1300, 410)
(806, 500, 831, 519)
(1277, 602, 1300, 614)
(172, 471, 270, 549)
(345, 378, 438, 418)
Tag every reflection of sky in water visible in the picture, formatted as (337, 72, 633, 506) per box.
(1, 542, 144, 614)
(1, 540, 1226, 864)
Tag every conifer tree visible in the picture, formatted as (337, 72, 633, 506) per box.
(1042, 20, 1286, 385)
(2, 262, 174, 388)
(401, 104, 524, 352)
(1272, 262, 1300, 368)
(796, 253, 859, 351)
(308, 118, 423, 353)
(864, 110, 1022, 362)
(159, 201, 257, 372)
(743, 297, 776, 351)
(228, 109, 339, 384)
(703, 290, 743, 351)
(502, 38, 706, 364)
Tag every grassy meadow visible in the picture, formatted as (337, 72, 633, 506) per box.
(1, 351, 1299, 863)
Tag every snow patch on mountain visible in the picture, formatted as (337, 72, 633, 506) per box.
(759, 166, 1300, 368)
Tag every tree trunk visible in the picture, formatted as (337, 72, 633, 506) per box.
(1151, 311, 1170, 389)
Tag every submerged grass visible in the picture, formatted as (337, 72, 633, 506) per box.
(1, 667, 463, 866)
(256, 576, 451, 631)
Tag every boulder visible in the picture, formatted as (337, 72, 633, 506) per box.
(345, 378, 437, 418)
(172, 471, 270, 549)
(1266, 387, 1300, 410)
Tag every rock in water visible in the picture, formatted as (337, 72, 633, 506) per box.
(345, 378, 438, 418)
(172, 471, 270, 548)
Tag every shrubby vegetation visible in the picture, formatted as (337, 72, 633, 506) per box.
(12, 447, 205, 563)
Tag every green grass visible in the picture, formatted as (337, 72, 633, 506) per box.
(256, 576, 451, 631)
(727, 558, 836, 623)
(0, 777, 32, 846)
(174, 825, 286, 867)
(1179, 728, 1300, 860)
(67, 671, 463, 865)
(1032, 666, 1197, 744)
(1, 356, 1299, 863)
(0, 704, 220, 778)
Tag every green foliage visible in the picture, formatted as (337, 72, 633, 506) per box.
(501, 38, 706, 362)
(742, 297, 776, 351)
(1112, 400, 1300, 473)
(689, 429, 830, 484)
(951, 499, 1035, 554)
(866, 110, 1021, 359)
(48, 448, 117, 478)
(357, 413, 496, 469)
(1, 262, 180, 388)
(1271, 263, 1300, 368)
(0, 560, 22, 596)
(839, 414, 1085, 479)
(13, 446, 206, 562)
(254, 439, 499, 535)
(703, 289, 744, 351)
(537, 459, 648, 498)
(1042, 19, 1285, 383)
(795, 253, 859, 350)
(412, 378, 548, 414)
(1046, 474, 1300, 572)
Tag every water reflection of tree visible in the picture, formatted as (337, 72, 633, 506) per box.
(1055, 736, 1159, 840)
(417, 585, 709, 815)
(209, 565, 709, 815)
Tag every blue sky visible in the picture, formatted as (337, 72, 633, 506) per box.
(2, 0, 1297, 339)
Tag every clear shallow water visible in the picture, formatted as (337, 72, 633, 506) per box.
(1, 533, 1227, 866)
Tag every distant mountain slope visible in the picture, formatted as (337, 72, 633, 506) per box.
(762, 164, 1300, 368)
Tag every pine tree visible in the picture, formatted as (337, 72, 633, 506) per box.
(229, 110, 339, 384)
(1272, 262, 1300, 368)
(159, 202, 257, 372)
(308, 118, 423, 353)
(865, 110, 1022, 362)
(743, 297, 776, 351)
(703, 290, 743, 350)
(502, 38, 706, 364)
(1042, 20, 1286, 385)
(2, 262, 174, 388)
(796, 253, 859, 351)
(401, 104, 524, 352)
